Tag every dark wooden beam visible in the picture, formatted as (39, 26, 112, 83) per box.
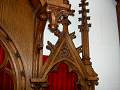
(116, 0, 120, 41)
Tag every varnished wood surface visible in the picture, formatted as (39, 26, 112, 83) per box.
(0, 0, 99, 90)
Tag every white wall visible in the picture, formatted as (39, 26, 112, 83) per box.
(88, 0, 120, 90)
(43, 0, 120, 90)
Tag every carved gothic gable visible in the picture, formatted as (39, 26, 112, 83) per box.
(40, 32, 87, 83)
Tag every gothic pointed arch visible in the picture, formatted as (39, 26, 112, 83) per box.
(0, 26, 26, 90)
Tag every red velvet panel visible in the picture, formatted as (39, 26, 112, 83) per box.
(43, 55, 48, 63)
(47, 63, 78, 90)
(0, 46, 5, 65)
(0, 70, 14, 90)
(6, 62, 12, 69)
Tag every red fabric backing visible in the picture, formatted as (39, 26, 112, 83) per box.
(47, 63, 78, 90)
(43, 55, 48, 63)
(0, 46, 5, 65)
(0, 70, 14, 90)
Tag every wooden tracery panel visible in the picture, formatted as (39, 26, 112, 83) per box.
(0, 26, 26, 90)
(0, 45, 14, 90)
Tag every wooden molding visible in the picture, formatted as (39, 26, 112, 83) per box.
(0, 26, 26, 90)
(116, 0, 120, 41)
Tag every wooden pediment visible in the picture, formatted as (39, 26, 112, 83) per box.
(39, 32, 87, 86)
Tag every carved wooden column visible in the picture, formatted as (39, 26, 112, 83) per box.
(116, 0, 120, 41)
(31, 8, 47, 90)
(32, 13, 47, 77)
(78, 0, 98, 89)
(78, 0, 91, 63)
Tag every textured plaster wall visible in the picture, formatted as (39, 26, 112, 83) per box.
(88, 0, 120, 90)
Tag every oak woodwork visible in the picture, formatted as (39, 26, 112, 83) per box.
(0, 0, 99, 90)
(0, 26, 26, 90)
(30, 0, 98, 90)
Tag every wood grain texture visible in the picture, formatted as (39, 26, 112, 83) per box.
(0, 0, 99, 90)
(0, 0, 34, 90)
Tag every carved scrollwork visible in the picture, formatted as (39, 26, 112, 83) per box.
(69, 31, 76, 40)
(54, 29, 63, 37)
(46, 41, 55, 52)
(58, 43, 70, 59)
(46, 4, 75, 32)
(76, 45, 82, 53)
(36, 42, 43, 51)
(63, 0, 70, 4)
(14, 50, 21, 59)
(61, 17, 71, 26)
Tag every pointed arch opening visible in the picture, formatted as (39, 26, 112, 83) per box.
(47, 63, 78, 90)
(0, 26, 26, 90)
(0, 44, 14, 90)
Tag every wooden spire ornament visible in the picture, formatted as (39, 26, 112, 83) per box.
(78, 0, 99, 88)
